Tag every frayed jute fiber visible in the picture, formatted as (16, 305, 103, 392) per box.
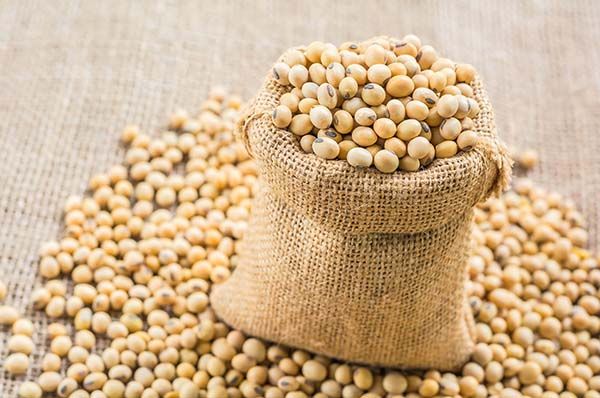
(211, 44, 512, 370)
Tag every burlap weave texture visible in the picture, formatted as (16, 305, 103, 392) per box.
(211, 47, 511, 369)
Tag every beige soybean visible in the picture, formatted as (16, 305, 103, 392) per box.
(299, 135, 316, 153)
(305, 41, 326, 63)
(288, 65, 309, 88)
(345, 64, 367, 85)
(298, 98, 318, 114)
(272, 63, 291, 86)
(341, 97, 367, 116)
(517, 149, 539, 170)
(309, 105, 333, 129)
(405, 100, 429, 121)
(429, 71, 447, 92)
(39, 256, 60, 278)
(332, 110, 354, 134)
(5, 353, 30, 375)
(289, 115, 313, 136)
(387, 62, 406, 77)
(412, 73, 429, 89)
(437, 95, 459, 118)
(366, 144, 383, 158)
(312, 137, 340, 160)
(42, 353, 62, 372)
(302, 360, 328, 382)
(383, 137, 407, 158)
(325, 63, 346, 87)
(373, 150, 399, 173)
(338, 140, 358, 160)
(18, 382, 43, 398)
(361, 83, 386, 106)
(416, 45, 438, 69)
(373, 118, 396, 139)
(413, 87, 438, 107)
(454, 95, 471, 119)
(371, 103, 389, 119)
(367, 64, 392, 85)
(397, 119, 422, 141)
(272, 105, 293, 129)
(308, 64, 327, 85)
(12, 318, 34, 336)
(0, 305, 20, 325)
(340, 49, 361, 67)
(457, 130, 479, 151)
(419, 379, 440, 397)
(399, 155, 420, 171)
(321, 48, 341, 67)
(45, 296, 66, 318)
(457, 82, 474, 97)
(317, 83, 338, 109)
(386, 75, 414, 97)
(442, 85, 461, 96)
(354, 108, 377, 126)
(51, 335, 73, 357)
(300, 82, 319, 99)
(353, 367, 374, 390)
(9, 334, 35, 354)
(364, 44, 386, 67)
(284, 49, 307, 67)
(352, 127, 378, 147)
(39, 371, 62, 392)
(346, 147, 373, 168)
(338, 77, 358, 100)
(456, 63, 476, 83)
(407, 137, 433, 160)
(440, 117, 462, 140)
(280, 93, 300, 113)
(385, 99, 406, 123)
(467, 98, 480, 118)
(460, 116, 475, 130)
(317, 129, 342, 143)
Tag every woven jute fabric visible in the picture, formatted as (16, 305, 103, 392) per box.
(211, 44, 511, 369)
(3, 0, 600, 395)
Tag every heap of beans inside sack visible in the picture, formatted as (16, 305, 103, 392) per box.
(0, 90, 598, 398)
(271, 35, 481, 172)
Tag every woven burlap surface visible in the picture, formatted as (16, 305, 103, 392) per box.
(1, 0, 600, 395)
(212, 182, 478, 370)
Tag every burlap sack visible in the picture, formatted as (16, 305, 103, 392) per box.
(211, 56, 512, 370)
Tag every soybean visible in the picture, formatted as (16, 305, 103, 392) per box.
(272, 106, 293, 129)
(373, 150, 399, 173)
(18, 382, 43, 398)
(312, 137, 340, 160)
(5, 353, 30, 375)
(346, 147, 373, 168)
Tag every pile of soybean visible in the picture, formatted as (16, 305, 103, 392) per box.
(1, 89, 599, 398)
(271, 35, 481, 172)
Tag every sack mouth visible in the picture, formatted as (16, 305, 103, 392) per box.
(239, 57, 510, 234)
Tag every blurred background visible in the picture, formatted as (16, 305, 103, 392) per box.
(1, 0, 600, 317)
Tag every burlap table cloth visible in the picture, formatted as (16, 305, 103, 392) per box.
(2, 1, 600, 395)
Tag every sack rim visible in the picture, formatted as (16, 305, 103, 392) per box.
(242, 74, 500, 196)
